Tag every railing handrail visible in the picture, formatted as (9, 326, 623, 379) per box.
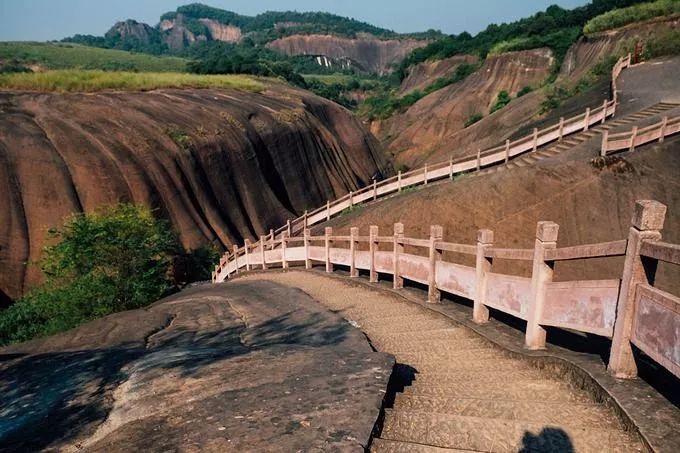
(601, 113, 678, 155)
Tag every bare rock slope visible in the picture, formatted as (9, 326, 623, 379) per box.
(0, 82, 389, 299)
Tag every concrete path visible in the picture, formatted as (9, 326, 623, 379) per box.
(240, 271, 645, 452)
(0, 282, 392, 452)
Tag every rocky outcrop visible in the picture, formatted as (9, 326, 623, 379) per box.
(399, 54, 479, 95)
(198, 19, 242, 42)
(157, 14, 243, 51)
(374, 49, 554, 167)
(105, 20, 158, 45)
(267, 34, 428, 75)
(0, 83, 389, 300)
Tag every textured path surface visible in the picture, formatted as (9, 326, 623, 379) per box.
(0, 282, 392, 452)
(240, 271, 644, 452)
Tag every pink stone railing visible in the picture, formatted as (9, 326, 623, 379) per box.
(216, 200, 679, 381)
(601, 114, 680, 155)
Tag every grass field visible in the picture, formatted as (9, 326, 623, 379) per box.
(302, 73, 357, 85)
(0, 42, 189, 72)
(0, 70, 265, 93)
(584, 0, 680, 34)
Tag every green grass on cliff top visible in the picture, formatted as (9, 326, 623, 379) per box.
(0, 42, 189, 72)
(0, 70, 265, 93)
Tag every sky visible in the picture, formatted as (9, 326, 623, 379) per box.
(0, 0, 589, 41)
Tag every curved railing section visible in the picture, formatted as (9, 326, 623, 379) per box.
(213, 54, 633, 283)
(216, 200, 679, 382)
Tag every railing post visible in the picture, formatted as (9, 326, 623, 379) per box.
(326, 200, 331, 221)
(525, 221, 559, 350)
(584, 107, 591, 131)
(659, 116, 668, 143)
(609, 200, 666, 378)
(428, 225, 443, 303)
(325, 227, 333, 273)
(303, 210, 308, 230)
(286, 219, 292, 237)
(369, 225, 379, 283)
(532, 128, 538, 152)
(260, 235, 267, 270)
(424, 164, 428, 186)
(504, 140, 510, 164)
(281, 231, 289, 270)
(398, 171, 402, 192)
(349, 191, 354, 208)
(601, 129, 609, 157)
(244, 239, 251, 271)
(474, 229, 493, 324)
(629, 126, 638, 152)
(269, 229, 274, 243)
(558, 117, 565, 141)
(234, 245, 240, 274)
(350, 227, 359, 278)
(476, 149, 481, 171)
(602, 99, 608, 124)
(373, 179, 378, 200)
(449, 155, 454, 180)
(393, 223, 404, 289)
(304, 228, 311, 270)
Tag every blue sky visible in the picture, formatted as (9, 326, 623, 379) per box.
(0, 0, 589, 41)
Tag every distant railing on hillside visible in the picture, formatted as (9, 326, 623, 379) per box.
(212, 54, 632, 282)
(601, 114, 680, 155)
(216, 200, 679, 382)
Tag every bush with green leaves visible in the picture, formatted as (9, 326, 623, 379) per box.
(584, 0, 680, 34)
(516, 86, 533, 97)
(490, 90, 511, 113)
(0, 204, 179, 345)
(465, 113, 484, 128)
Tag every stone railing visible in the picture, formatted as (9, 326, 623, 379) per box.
(601, 114, 680, 155)
(215, 200, 679, 381)
(212, 54, 631, 279)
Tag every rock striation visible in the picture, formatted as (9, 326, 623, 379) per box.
(0, 82, 389, 300)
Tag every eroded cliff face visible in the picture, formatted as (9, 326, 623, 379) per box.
(266, 34, 428, 75)
(0, 83, 389, 299)
(158, 14, 243, 51)
(398, 54, 480, 95)
(374, 49, 554, 167)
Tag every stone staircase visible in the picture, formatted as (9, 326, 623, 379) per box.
(240, 272, 646, 453)
(478, 101, 679, 176)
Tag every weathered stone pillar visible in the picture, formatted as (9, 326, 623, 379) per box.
(349, 191, 354, 208)
(474, 229, 493, 324)
(659, 116, 668, 143)
(281, 232, 289, 270)
(428, 225, 444, 303)
(504, 140, 510, 164)
(629, 126, 638, 152)
(370, 225, 379, 283)
(234, 245, 240, 274)
(244, 239, 251, 271)
(525, 221, 559, 350)
(608, 200, 666, 378)
(325, 227, 333, 273)
(304, 228, 311, 270)
(393, 223, 404, 289)
(260, 235, 267, 270)
(558, 117, 565, 141)
(584, 107, 591, 131)
(476, 149, 481, 171)
(286, 219, 292, 237)
(532, 128, 538, 152)
(350, 227, 359, 278)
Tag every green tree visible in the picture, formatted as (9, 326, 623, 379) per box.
(0, 204, 179, 345)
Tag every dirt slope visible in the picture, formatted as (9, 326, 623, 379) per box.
(398, 54, 479, 95)
(267, 34, 428, 75)
(372, 49, 554, 167)
(0, 82, 389, 299)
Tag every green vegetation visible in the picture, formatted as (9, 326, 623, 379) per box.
(490, 90, 512, 114)
(517, 86, 534, 97)
(396, 1, 649, 79)
(165, 127, 193, 149)
(0, 205, 178, 345)
(584, 0, 680, 34)
(465, 113, 484, 128)
(0, 42, 188, 72)
(359, 63, 478, 120)
(0, 70, 263, 93)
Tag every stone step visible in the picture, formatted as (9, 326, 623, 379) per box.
(405, 379, 590, 402)
(374, 336, 489, 353)
(369, 328, 476, 343)
(392, 348, 507, 364)
(381, 410, 642, 452)
(407, 358, 534, 374)
(409, 369, 545, 384)
(371, 438, 471, 453)
(392, 395, 621, 430)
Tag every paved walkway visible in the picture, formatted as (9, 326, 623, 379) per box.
(240, 271, 644, 452)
